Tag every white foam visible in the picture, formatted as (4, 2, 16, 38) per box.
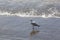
(0, 12, 60, 18)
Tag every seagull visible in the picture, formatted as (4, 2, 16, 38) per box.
(30, 20, 40, 30)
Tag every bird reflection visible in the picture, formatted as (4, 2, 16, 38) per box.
(30, 30, 40, 36)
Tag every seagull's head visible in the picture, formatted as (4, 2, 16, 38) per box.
(30, 20, 36, 23)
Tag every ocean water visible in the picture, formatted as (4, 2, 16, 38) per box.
(0, 0, 60, 40)
(0, 15, 60, 40)
(0, 0, 60, 17)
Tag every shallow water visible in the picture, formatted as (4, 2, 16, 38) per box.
(0, 16, 60, 40)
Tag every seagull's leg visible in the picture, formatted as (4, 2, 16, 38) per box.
(32, 26, 34, 30)
(38, 27, 39, 30)
(37, 26, 40, 31)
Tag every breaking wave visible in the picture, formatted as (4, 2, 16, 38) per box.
(0, 0, 60, 18)
(0, 7, 60, 18)
(0, 11, 60, 18)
